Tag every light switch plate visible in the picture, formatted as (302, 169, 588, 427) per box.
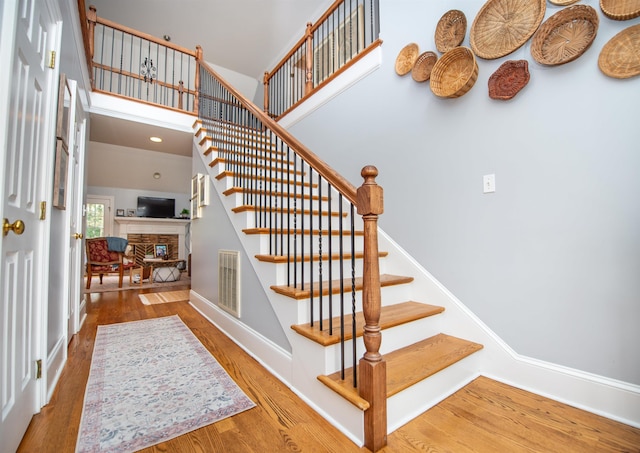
(483, 174, 496, 193)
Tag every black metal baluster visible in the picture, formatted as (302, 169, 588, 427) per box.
(350, 203, 357, 388)
(338, 194, 345, 380)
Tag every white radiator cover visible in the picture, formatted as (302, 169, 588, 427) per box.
(218, 250, 241, 317)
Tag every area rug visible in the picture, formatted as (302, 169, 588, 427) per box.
(84, 274, 190, 294)
(138, 290, 191, 305)
(76, 315, 255, 452)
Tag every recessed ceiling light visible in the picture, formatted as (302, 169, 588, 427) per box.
(150, 136, 162, 143)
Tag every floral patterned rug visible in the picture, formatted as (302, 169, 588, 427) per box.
(75, 315, 255, 452)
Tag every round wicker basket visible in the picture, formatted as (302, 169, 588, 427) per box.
(411, 51, 438, 82)
(550, 0, 579, 5)
(600, 0, 640, 21)
(395, 43, 420, 76)
(530, 5, 599, 66)
(435, 10, 467, 53)
(430, 47, 478, 98)
(598, 24, 640, 79)
(470, 0, 546, 60)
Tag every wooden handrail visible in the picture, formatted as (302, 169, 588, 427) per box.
(198, 60, 358, 205)
(77, 0, 94, 84)
(274, 39, 382, 121)
(94, 16, 197, 57)
(91, 62, 197, 96)
(264, 0, 351, 82)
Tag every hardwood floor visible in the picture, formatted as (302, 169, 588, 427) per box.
(18, 286, 640, 452)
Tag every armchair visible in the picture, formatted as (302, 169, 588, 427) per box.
(85, 237, 136, 289)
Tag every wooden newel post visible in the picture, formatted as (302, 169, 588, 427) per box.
(194, 45, 203, 114)
(87, 5, 97, 88)
(304, 22, 313, 95)
(263, 71, 270, 116)
(178, 80, 184, 110)
(357, 165, 387, 452)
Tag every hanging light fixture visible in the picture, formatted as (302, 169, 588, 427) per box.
(141, 57, 156, 83)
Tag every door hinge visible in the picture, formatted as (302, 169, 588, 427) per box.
(48, 50, 56, 69)
(40, 201, 47, 220)
(36, 359, 42, 379)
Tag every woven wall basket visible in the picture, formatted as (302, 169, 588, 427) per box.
(395, 43, 420, 75)
(598, 24, 640, 79)
(530, 5, 599, 66)
(430, 47, 478, 98)
(600, 0, 640, 21)
(435, 10, 467, 53)
(412, 51, 438, 82)
(550, 0, 579, 5)
(470, 0, 546, 60)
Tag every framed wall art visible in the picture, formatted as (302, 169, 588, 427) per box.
(56, 73, 72, 147)
(52, 140, 68, 210)
(198, 173, 209, 207)
(154, 243, 168, 258)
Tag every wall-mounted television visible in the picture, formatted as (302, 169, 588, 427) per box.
(136, 196, 175, 218)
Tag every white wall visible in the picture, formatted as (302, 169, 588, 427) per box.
(189, 154, 292, 352)
(87, 141, 192, 194)
(289, 0, 640, 385)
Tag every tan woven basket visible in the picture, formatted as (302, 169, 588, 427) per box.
(435, 10, 467, 53)
(411, 51, 438, 82)
(550, 0, 579, 5)
(600, 0, 640, 21)
(598, 24, 640, 79)
(430, 47, 478, 98)
(470, 0, 546, 60)
(395, 43, 420, 76)
(531, 5, 599, 66)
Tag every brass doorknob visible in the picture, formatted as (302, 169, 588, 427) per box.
(3, 218, 25, 237)
(74, 232, 84, 239)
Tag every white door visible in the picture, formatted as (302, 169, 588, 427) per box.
(0, 0, 60, 451)
(85, 195, 115, 238)
(68, 99, 87, 339)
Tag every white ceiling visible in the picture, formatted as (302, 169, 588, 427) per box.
(89, 114, 193, 156)
(86, 0, 331, 157)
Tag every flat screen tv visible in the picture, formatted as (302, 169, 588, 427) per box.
(136, 196, 175, 218)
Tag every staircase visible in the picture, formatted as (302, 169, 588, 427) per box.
(192, 118, 484, 448)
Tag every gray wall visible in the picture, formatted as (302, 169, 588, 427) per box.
(190, 154, 291, 352)
(289, 0, 640, 384)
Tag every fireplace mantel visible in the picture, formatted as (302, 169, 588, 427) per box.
(115, 217, 190, 259)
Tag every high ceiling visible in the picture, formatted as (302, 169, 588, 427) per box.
(85, 0, 331, 157)
(87, 0, 332, 80)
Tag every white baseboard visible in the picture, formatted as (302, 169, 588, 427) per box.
(378, 228, 640, 429)
(45, 337, 67, 403)
(188, 290, 366, 446)
(189, 290, 292, 385)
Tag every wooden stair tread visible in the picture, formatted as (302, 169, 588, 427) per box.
(318, 333, 483, 409)
(256, 251, 388, 264)
(292, 301, 444, 346)
(244, 227, 364, 236)
(233, 205, 347, 217)
(271, 274, 413, 300)
(216, 171, 317, 188)
(224, 187, 327, 200)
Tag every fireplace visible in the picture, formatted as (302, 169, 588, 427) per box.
(114, 217, 190, 260)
